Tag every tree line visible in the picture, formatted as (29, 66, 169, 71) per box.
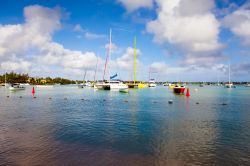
(0, 72, 76, 85)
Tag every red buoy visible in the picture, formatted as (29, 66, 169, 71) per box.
(186, 88, 190, 97)
(32, 87, 35, 94)
(181, 88, 185, 94)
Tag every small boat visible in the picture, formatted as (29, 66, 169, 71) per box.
(173, 85, 185, 94)
(163, 82, 169, 86)
(245, 83, 250, 87)
(225, 83, 236, 88)
(78, 83, 85, 88)
(169, 83, 176, 89)
(138, 82, 147, 88)
(119, 88, 129, 93)
(9, 83, 25, 91)
(85, 82, 93, 87)
(148, 79, 156, 87)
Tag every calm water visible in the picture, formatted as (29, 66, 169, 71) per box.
(0, 85, 250, 166)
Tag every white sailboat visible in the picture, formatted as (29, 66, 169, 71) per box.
(95, 29, 128, 91)
(78, 70, 87, 88)
(225, 63, 236, 88)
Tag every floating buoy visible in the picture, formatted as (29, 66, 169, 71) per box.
(19, 96, 22, 98)
(49, 97, 52, 100)
(221, 103, 227, 106)
(168, 100, 173, 104)
(186, 88, 190, 97)
(124, 100, 128, 103)
(181, 88, 185, 95)
(32, 87, 35, 94)
(6, 96, 9, 98)
(103, 99, 106, 101)
(33, 96, 36, 99)
(196, 102, 199, 104)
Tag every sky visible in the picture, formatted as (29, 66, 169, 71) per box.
(0, 0, 250, 81)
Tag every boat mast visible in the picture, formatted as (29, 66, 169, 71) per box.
(134, 36, 136, 84)
(83, 70, 87, 84)
(229, 63, 231, 84)
(5, 71, 7, 87)
(108, 28, 112, 82)
(94, 57, 99, 82)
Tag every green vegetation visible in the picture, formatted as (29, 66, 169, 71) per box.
(0, 72, 76, 85)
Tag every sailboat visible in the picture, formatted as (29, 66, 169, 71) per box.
(225, 63, 236, 88)
(148, 68, 156, 87)
(78, 70, 87, 88)
(95, 29, 128, 90)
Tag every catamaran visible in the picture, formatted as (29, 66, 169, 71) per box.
(95, 29, 128, 91)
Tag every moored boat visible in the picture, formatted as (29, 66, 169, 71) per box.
(148, 79, 156, 87)
(173, 85, 185, 94)
(119, 88, 129, 93)
(9, 83, 25, 91)
(224, 83, 236, 88)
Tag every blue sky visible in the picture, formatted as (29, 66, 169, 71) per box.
(0, 0, 250, 81)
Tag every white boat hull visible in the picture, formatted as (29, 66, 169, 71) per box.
(149, 83, 156, 87)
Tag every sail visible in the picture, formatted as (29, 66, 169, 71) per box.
(110, 73, 118, 80)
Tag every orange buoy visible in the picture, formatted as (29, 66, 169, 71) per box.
(32, 87, 35, 94)
(186, 88, 190, 97)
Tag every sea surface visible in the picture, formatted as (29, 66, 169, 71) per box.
(0, 85, 250, 166)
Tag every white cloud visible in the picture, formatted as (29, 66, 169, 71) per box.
(147, 0, 222, 53)
(1, 60, 31, 72)
(117, 0, 154, 12)
(73, 24, 84, 32)
(149, 62, 168, 73)
(223, 7, 250, 46)
(0, 5, 102, 78)
(105, 42, 118, 54)
(116, 47, 141, 70)
(84, 32, 106, 40)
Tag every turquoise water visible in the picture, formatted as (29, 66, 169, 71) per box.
(0, 85, 250, 165)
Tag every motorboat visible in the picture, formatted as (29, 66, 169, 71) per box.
(225, 83, 236, 88)
(246, 83, 250, 87)
(9, 83, 25, 91)
(148, 79, 156, 87)
(119, 88, 129, 93)
(173, 85, 185, 94)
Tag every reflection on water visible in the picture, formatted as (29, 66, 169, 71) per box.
(0, 85, 250, 166)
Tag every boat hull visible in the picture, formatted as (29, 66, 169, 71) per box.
(173, 87, 185, 94)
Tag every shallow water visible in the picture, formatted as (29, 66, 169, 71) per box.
(0, 85, 250, 166)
